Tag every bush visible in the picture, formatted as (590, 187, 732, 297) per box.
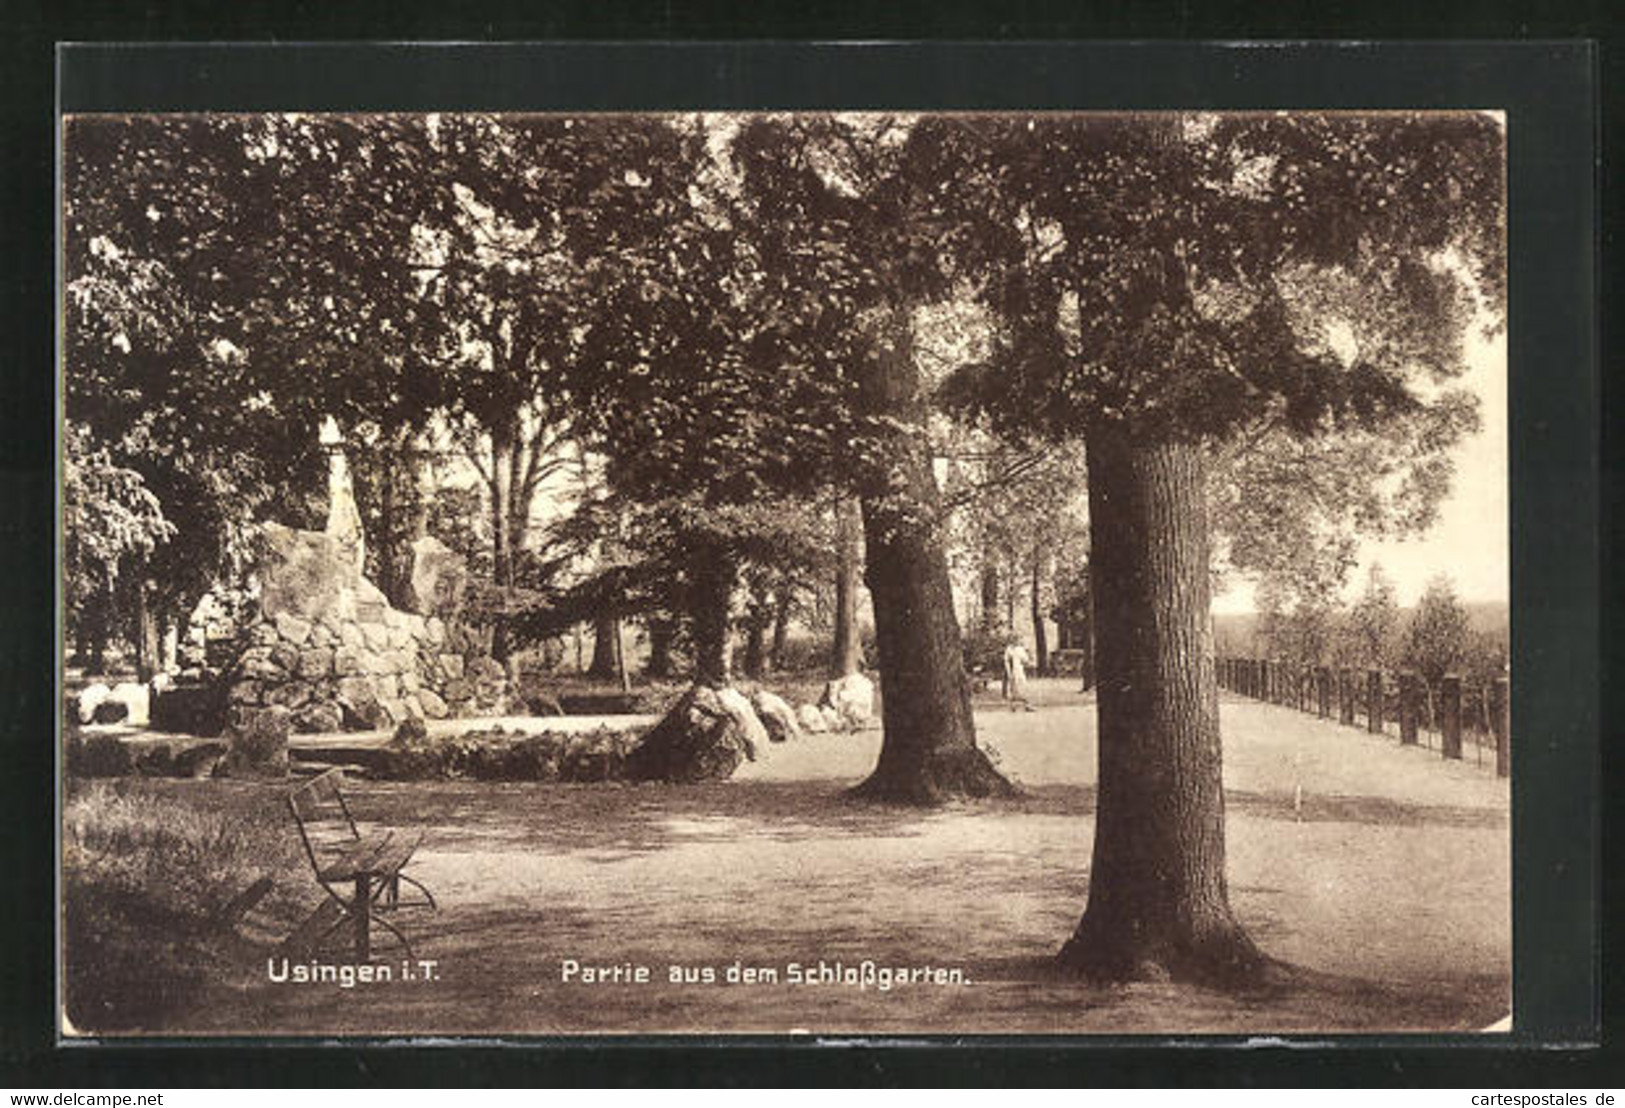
(376, 725, 638, 783)
(61, 780, 300, 1031)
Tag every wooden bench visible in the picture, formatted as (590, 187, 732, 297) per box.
(287, 767, 435, 960)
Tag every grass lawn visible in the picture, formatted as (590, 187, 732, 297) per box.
(61, 679, 1509, 1037)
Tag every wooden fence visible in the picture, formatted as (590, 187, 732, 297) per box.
(1216, 658, 1510, 778)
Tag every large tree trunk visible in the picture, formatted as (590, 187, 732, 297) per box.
(488, 421, 516, 663)
(979, 553, 1001, 635)
(830, 497, 865, 678)
(769, 582, 792, 672)
(588, 615, 621, 679)
(850, 308, 1012, 804)
(1031, 547, 1050, 675)
(741, 612, 768, 679)
(1057, 427, 1263, 987)
(688, 548, 736, 689)
(646, 616, 675, 678)
(132, 575, 159, 683)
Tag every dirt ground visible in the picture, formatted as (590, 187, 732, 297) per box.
(96, 679, 1510, 1037)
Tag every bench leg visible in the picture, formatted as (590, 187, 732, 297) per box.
(353, 875, 370, 961)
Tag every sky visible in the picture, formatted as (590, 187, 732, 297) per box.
(1211, 324, 1509, 614)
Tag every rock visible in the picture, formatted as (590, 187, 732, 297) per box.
(379, 698, 414, 725)
(104, 682, 150, 727)
(308, 621, 337, 648)
(339, 623, 365, 651)
(339, 694, 389, 732)
(250, 622, 281, 648)
(362, 623, 391, 652)
(425, 617, 446, 646)
(174, 742, 227, 778)
(222, 705, 291, 778)
(386, 649, 416, 674)
(417, 689, 448, 719)
(266, 682, 313, 711)
(271, 642, 302, 673)
(625, 685, 759, 784)
(820, 672, 875, 728)
(796, 703, 829, 734)
(76, 682, 113, 724)
(442, 678, 473, 703)
(393, 716, 430, 745)
(90, 700, 129, 724)
(374, 674, 399, 702)
(133, 742, 175, 776)
(399, 670, 420, 694)
(821, 704, 844, 732)
(297, 647, 334, 679)
(292, 701, 343, 734)
(274, 611, 312, 647)
(750, 688, 801, 744)
(333, 646, 363, 676)
(716, 687, 771, 749)
(228, 679, 262, 706)
(405, 535, 468, 618)
(438, 654, 465, 680)
(406, 613, 428, 641)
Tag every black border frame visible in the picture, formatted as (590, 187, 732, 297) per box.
(2, 32, 1606, 1086)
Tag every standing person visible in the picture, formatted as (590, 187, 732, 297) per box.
(1002, 637, 1034, 710)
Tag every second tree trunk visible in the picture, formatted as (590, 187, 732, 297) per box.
(1058, 427, 1263, 986)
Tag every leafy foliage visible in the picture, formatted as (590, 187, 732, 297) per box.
(1404, 574, 1472, 687)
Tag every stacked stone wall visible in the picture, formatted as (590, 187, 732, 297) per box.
(224, 522, 506, 734)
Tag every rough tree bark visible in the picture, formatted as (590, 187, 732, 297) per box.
(769, 582, 793, 673)
(688, 548, 736, 689)
(1057, 426, 1264, 986)
(830, 497, 865, 678)
(741, 612, 768, 679)
(979, 554, 1001, 635)
(588, 615, 621, 679)
(132, 575, 160, 683)
(488, 419, 516, 664)
(1031, 547, 1049, 675)
(850, 309, 1013, 804)
(646, 616, 675, 678)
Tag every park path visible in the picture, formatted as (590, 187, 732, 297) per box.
(181, 681, 1507, 1036)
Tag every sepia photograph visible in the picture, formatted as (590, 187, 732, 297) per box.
(58, 108, 1511, 1039)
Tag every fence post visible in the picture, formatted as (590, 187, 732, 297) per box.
(1316, 667, 1330, 718)
(1441, 675, 1463, 759)
(1490, 676, 1509, 777)
(1399, 671, 1420, 746)
(1367, 669, 1383, 734)
(1260, 659, 1271, 703)
(1338, 669, 1353, 725)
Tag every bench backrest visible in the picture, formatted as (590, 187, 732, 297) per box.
(288, 768, 360, 873)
